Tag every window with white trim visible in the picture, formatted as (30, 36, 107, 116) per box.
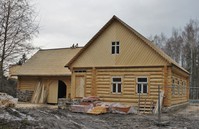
(137, 77, 148, 94)
(112, 77, 122, 93)
(112, 41, 119, 54)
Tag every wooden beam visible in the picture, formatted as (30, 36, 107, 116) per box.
(163, 66, 171, 107)
(91, 67, 97, 96)
(186, 77, 190, 101)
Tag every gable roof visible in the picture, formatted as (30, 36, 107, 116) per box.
(66, 15, 189, 74)
(14, 47, 82, 76)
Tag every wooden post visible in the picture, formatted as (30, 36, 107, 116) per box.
(186, 77, 190, 101)
(163, 66, 168, 106)
(91, 67, 96, 96)
(138, 92, 140, 114)
(71, 71, 75, 98)
(163, 66, 172, 107)
(158, 85, 161, 124)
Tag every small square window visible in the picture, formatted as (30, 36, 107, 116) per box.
(112, 41, 120, 54)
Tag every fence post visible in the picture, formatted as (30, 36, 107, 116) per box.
(138, 92, 140, 114)
(158, 85, 161, 125)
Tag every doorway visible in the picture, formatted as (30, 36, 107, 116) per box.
(58, 80, 67, 98)
(75, 76, 85, 98)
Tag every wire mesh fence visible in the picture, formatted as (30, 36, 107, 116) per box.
(189, 87, 199, 102)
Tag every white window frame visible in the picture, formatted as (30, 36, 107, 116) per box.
(111, 76, 122, 94)
(136, 77, 148, 94)
(111, 41, 120, 54)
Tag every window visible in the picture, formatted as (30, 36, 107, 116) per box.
(112, 41, 119, 54)
(112, 77, 122, 93)
(178, 80, 180, 95)
(137, 77, 148, 94)
(183, 81, 186, 95)
(172, 79, 175, 95)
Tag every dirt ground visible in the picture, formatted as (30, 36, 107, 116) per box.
(0, 103, 199, 129)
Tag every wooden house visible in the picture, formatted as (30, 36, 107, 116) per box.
(14, 16, 189, 110)
(14, 47, 81, 103)
(66, 16, 189, 108)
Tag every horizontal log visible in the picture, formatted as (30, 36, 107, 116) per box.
(97, 85, 110, 88)
(96, 79, 110, 82)
(96, 82, 110, 85)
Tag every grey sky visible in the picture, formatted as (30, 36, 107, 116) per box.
(33, 0, 199, 49)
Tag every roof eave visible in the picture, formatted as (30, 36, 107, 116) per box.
(171, 63, 190, 75)
(14, 74, 72, 76)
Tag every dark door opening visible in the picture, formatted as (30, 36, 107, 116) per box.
(58, 80, 66, 98)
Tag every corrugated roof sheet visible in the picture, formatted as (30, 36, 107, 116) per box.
(15, 47, 82, 76)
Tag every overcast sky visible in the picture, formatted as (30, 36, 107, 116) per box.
(33, 0, 199, 49)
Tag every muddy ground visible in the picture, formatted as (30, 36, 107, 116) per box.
(0, 104, 199, 129)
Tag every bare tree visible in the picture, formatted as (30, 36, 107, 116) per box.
(149, 33, 167, 50)
(182, 19, 199, 90)
(164, 29, 183, 64)
(0, 0, 39, 90)
(151, 19, 199, 99)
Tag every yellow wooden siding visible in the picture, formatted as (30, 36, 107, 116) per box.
(71, 21, 168, 68)
(18, 77, 38, 91)
(72, 67, 164, 105)
(18, 76, 71, 103)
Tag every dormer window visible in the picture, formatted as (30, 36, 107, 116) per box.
(112, 41, 119, 54)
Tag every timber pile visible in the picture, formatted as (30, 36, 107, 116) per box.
(31, 81, 50, 104)
(70, 96, 137, 115)
(0, 92, 18, 108)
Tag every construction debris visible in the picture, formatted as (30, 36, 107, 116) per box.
(31, 80, 51, 104)
(0, 92, 18, 108)
(17, 90, 33, 102)
(70, 104, 93, 113)
(69, 96, 137, 115)
(87, 106, 107, 115)
(58, 98, 72, 109)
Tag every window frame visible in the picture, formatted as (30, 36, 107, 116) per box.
(136, 77, 148, 94)
(172, 78, 175, 95)
(111, 41, 120, 54)
(111, 76, 122, 94)
(182, 81, 186, 95)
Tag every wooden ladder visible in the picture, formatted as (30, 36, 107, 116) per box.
(138, 96, 156, 114)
